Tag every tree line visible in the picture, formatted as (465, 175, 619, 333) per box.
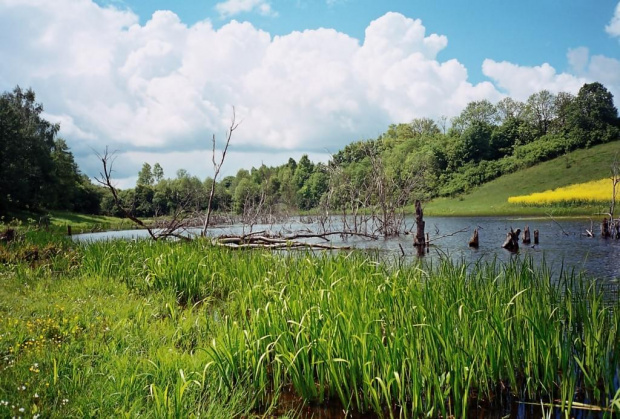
(118, 82, 618, 221)
(0, 87, 101, 215)
(2, 82, 618, 219)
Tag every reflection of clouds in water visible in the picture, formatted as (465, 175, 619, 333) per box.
(73, 216, 620, 282)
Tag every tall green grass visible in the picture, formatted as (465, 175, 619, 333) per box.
(0, 235, 255, 418)
(2, 235, 619, 417)
(79, 241, 620, 417)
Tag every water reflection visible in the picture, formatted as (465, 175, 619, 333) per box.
(73, 216, 620, 282)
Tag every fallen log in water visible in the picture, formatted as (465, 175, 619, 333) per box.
(221, 242, 352, 250)
(212, 230, 376, 250)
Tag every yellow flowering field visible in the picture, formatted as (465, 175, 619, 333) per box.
(508, 178, 615, 205)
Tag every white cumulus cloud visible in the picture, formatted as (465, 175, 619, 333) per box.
(1, 0, 616, 186)
(0, 2, 502, 184)
(482, 59, 587, 101)
(482, 48, 620, 102)
(215, 0, 276, 18)
(606, 2, 620, 38)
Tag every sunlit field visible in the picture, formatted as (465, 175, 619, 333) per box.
(508, 178, 615, 206)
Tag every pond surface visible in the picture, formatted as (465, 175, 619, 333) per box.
(73, 216, 620, 283)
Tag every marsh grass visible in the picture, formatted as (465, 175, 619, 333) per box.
(1, 233, 619, 417)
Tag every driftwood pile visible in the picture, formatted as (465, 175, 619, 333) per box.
(212, 230, 377, 250)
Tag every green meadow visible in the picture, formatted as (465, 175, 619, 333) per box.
(426, 141, 620, 217)
(1, 230, 619, 417)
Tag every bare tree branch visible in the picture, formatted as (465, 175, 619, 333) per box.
(95, 147, 192, 241)
(94, 147, 159, 240)
(202, 107, 239, 236)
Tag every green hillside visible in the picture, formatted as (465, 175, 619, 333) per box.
(425, 140, 620, 217)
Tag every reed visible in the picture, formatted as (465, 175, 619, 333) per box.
(195, 250, 619, 417)
(1, 234, 618, 417)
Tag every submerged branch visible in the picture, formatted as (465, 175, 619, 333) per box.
(427, 227, 469, 244)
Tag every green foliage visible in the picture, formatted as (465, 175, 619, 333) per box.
(0, 87, 57, 212)
(153, 162, 164, 183)
(0, 86, 104, 214)
(233, 178, 259, 214)
(450, 99, 498, 134)
(137, 162, 154, 186)
(525, 90, 556, 136)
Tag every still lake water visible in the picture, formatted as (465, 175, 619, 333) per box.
(73, 216, 620, 282)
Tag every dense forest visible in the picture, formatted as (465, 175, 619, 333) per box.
(0, 87, 101, 215)
(1, 82, 618, 219)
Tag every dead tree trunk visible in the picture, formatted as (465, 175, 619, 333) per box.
(522, 225, 531, 244)
(413, 200, 425, 248)
(203, 108, 238, 236)
(601, 218, 611, 238)
(533, 229, 539, 244)
(502, 228, 521, 252)
(604, 154, 620, 239)
(469, 228, 479, 248)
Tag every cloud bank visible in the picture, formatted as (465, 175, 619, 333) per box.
(0, 0, 617, 186)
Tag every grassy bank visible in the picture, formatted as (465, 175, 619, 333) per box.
(426, 141, 620, 217)
(1, 232, 619, 417)
(3, 210, 132, 235)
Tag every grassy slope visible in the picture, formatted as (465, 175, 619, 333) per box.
(426, 140, 620, 217)
(47, 211, 135, 233)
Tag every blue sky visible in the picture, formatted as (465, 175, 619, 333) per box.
(2, 0, 620, 186)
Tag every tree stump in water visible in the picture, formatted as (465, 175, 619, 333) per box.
(469, 228, 479, 248)
(522, 225, 531, 244)
(413, 200, 425, 248)
(533, 229, 539, 244)
(502, 228, 520, 252)
(601, 218, 611, 238)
